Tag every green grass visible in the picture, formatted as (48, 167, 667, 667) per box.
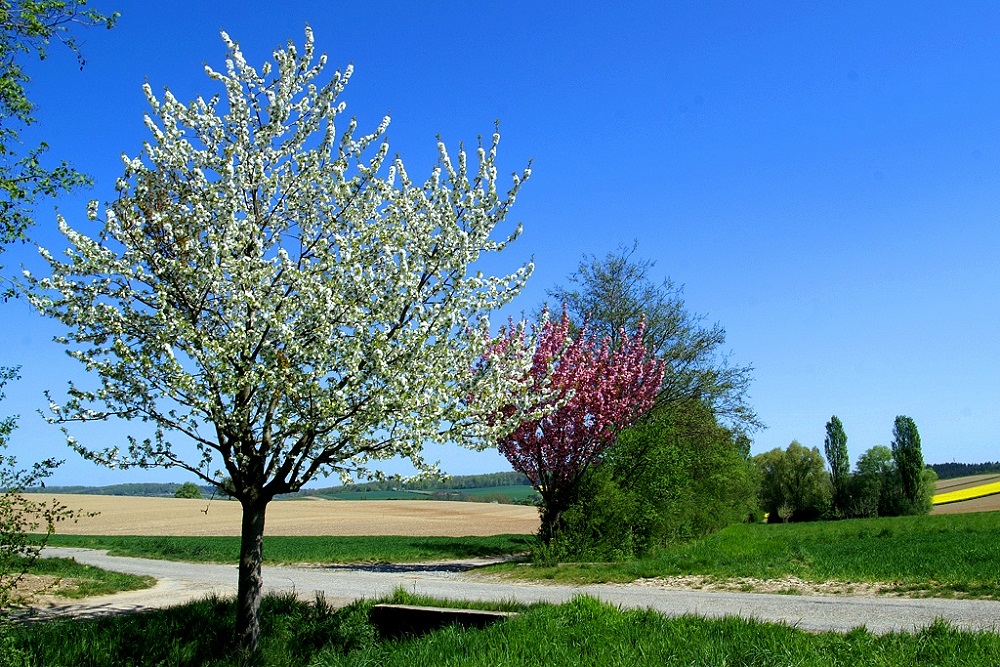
(496, 512, 1000, 597)
(448, 485, 539, 501)
(299, 490, 426, 500)
(44, 533, 536, 564)
(8, 556, 154, 600)
(5, 592, 1000, 666)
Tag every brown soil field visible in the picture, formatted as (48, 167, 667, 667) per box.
(931, 474, 1000, 515)
(932, 494, 1000, 515)
(28, 494, 540, 537)
(933, 473, 1000, 493)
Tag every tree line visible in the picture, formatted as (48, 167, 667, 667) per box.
(26, 472, 532, 499)
(927, 461, 1000, 480)
(293, 472, 531, 495)
(755, 415, 935, 522)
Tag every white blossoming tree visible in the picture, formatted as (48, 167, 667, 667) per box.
(23, 28, 537, 655)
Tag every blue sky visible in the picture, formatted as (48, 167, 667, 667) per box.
(3, 1, 1000, 486)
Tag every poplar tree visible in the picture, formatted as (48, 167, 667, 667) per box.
(891, 415, 926, 513)
(824, 415, 849, 515)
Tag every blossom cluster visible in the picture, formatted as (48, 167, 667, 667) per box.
(22, 28, 537, 495)
(495, 310, 665, 495)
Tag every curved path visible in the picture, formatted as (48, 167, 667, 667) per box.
(30, 547, 1000, 635)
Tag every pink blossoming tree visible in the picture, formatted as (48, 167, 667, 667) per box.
(494, 311, 664, 542)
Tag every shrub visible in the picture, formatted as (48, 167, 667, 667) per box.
(174, 482, 203, 499)
(543, 401, 760, 560)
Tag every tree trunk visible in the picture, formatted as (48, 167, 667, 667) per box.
(538, 490, 568, 545)
(236, 496, 268, 657)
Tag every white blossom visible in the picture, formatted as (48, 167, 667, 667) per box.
(23, 27, 540, 499)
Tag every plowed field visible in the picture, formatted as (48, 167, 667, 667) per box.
(27, 494, 540, 537)
(932, 475, 1000, 515)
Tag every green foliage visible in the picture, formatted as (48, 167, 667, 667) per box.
(929, 461, 1000, 479)
(300, 471, 531, 494)
(755, 441, 832, 522)
(541, 401, 760, 561)
(173, 481, 203, 499)
(288, 472, 536, 504)
(823, 415, 850, 516)
(892, 415, 931, 515)
(39, 474, 537, 503)
(44, 534, 537, 564)
(848, 445, 894, 517)
(533, 468, 643, 564)
(33, 482, 220, 497)
(546, 244, 761, 433)
(0, 0, 117, 269)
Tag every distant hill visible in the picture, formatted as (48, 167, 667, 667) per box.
(27, 471, 536, 504)
(292, 471, 530, 496)
(928, 462, 1000, 480)
(288, 471, 536, 504)
(25, 482, 206, 497)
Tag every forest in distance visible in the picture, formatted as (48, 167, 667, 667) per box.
(29, 471, 533, 499)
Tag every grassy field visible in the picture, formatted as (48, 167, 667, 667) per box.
(438, 485, 539, 501)
(5, 591, 1000, 666)
(301, 489, 430, 501)
(496, 512, 1000, 598)
(43, 534, 535, 564)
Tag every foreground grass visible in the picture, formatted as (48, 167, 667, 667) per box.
(44, 534, 535, 564)
(498, 512, 1000, 597)
(4, 592, 1000, 666)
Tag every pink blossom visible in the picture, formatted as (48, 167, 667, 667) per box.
(492, 309, 664, 539)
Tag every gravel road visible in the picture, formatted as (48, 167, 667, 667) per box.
(31, 547, 1000, 635)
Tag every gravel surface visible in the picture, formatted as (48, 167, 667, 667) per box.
(26, 547, 1000, 635)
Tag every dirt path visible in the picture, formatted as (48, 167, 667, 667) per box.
(25, 547, 1000, 635)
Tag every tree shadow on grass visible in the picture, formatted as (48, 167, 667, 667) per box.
(9, 592, 373, 667)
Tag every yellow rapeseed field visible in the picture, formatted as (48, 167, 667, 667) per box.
(932, 480, 1000, 506)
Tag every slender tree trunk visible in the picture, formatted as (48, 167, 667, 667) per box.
(538, 489, 569, 545)
(236, 497, 268, 657)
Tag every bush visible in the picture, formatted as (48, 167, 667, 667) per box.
(542, 401, 760, 560)
(755, 441, 832, 522)
(174, 482, 203, 499)
(847, 445, 935, 519)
